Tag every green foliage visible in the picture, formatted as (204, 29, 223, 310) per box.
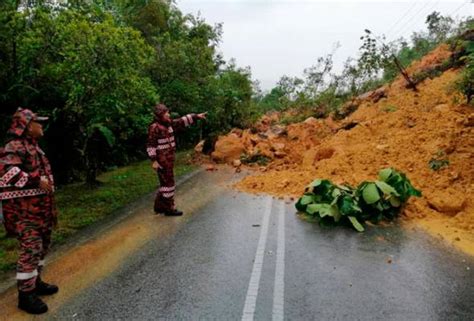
(428, 150, 450, 171)
(0, 1, 256, 183)
(428, 159, 450, 171)
(381, 105, 397, 112)
(295, 168, 421, 232)
(455, 21, 474, 104)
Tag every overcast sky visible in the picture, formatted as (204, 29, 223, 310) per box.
(177, 0, 472, 90)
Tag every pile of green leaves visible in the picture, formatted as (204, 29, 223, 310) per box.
(295, 168, 421, 232)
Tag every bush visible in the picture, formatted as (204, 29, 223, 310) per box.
(295, 168, 422, 232)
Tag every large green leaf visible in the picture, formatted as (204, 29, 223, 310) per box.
(375, 181, 399, 197)
(348, 216, 364, 232)
(317, 204, 338, 219)
(306, 203, 321, 215)
(389, 196, 401, 207)
(89, 123, 116, 147)
(308, 179, 323, 188)
(300, 195, 314, 205)
(362, 183, 380, 204)
(339, 196, 361, 216)
(378, 168, 392, 181)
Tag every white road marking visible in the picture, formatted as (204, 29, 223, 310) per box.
(272, 202, 285, 321)
(242, 197, 273, 321)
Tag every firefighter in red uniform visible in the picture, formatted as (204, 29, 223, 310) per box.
(0, 108, 58, 314)
(147, 104, 206, 216)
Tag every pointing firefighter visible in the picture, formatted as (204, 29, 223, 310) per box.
(0, 108, 58, 314)
(147, 104, 206, 216)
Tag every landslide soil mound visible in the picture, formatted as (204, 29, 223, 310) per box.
(209, 44, 474, 255)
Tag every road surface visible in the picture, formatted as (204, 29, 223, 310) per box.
(0, 167, 473, 320)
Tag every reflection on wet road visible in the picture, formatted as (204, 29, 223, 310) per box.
(2, 168, 473, 320)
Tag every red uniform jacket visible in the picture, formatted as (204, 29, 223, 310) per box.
(146, 113, 198, 167)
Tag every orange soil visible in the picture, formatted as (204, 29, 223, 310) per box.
(214, 45, 474, 255)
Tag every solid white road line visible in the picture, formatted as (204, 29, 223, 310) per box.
(272, 202, 285, 321)
(242, 197, 273, 321)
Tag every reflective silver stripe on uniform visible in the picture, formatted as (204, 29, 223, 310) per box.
(0, 188, 47, 200)
(186, 114, 194, 125)
(0, 166, 21, 186)
(157, 142, 176, 150)
(162, 191, 175, 198)
(14, 172, 29, 188)
(158, 138, 170, 144)
(168, 127, 174, 133)
(38, 260, 45, 266)
(159, 185, 175, 192)
(16, 270, 38, 280)
(182, 116, 189, 127)
(147, 147, 157, 156)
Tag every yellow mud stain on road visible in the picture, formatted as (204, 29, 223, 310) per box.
(0, 168, 236, 320)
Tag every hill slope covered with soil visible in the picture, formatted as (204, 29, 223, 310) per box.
(210, 44, 474, 255)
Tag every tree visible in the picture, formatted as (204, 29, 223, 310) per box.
(0, 4, 158, 183)
(426, 11, 455, 43)
(359, 29, 417, 91)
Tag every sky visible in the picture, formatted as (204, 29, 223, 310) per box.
(177, 0, 472, 90)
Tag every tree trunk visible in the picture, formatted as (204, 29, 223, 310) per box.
(392, 55, 417, 92)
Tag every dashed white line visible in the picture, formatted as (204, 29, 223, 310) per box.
(241, 197, 273, 321)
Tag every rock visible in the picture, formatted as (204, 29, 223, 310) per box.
(232, 159, 242, 167)
(274, 151, 287, 158)
(205, 164, 217, 171)
(370, 86, 387, 103)
(427, 189, 466, 216)
(376, 144, 389, 152)
(230, 128, 243, 137)
(357, 86, 387, 103)
(324, 116, 339, 131)
(194, 140, 205, 153)
(304, 117, 318, 124)
(464, 114, 474, 127)
(265, 125, 287, 139)
(278, 179, 290, 189)
(211, 134, 245, 163)
(315, 147, 336, 161)
(434, 104, 450, 113)
(271, 143, 286, 151)
(302, 147, 335, 167)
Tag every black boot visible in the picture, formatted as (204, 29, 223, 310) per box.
(164, 209, 183, 216)
(18, 290, 48, 314)
(36, 277, 59, 295)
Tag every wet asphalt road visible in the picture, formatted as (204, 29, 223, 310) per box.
(49, 170, 474, 321)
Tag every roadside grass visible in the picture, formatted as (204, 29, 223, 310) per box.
(0, 150, 196, 273)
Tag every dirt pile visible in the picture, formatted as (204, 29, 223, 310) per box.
(211, 114, 336, 168)
(209, 44, 474, 254)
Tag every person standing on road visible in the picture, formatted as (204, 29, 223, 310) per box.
(146, 103, 206, 216)
(0, 108, 58, 315)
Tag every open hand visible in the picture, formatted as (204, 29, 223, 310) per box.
(152, 161, 162, 171)
(40, 176, 53, 193)
(197, 112, 207, 120)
